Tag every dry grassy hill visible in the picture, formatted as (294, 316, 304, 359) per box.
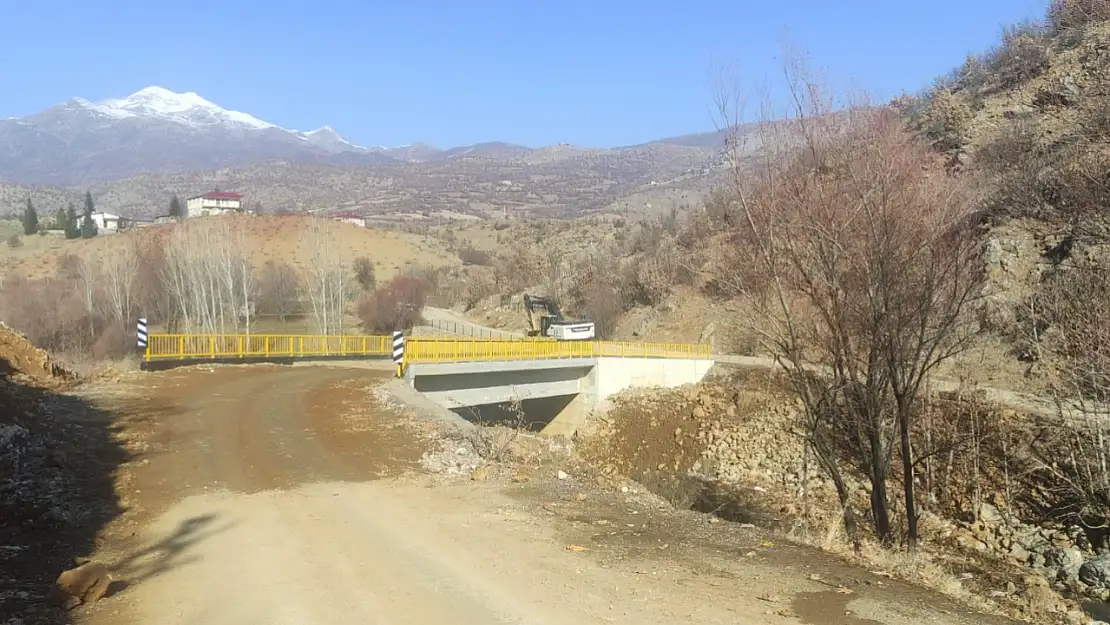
(0, 215, 457, 283)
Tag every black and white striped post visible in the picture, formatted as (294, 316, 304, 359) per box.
(392, 330, 405, 378)
(137, 317, 148, 358)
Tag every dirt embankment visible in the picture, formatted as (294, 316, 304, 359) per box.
(580, 369, 1104, 625)
(0, 323, 129, 625)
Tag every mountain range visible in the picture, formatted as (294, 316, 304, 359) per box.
(0, 87, 734, 220)
(0, 87, 727, 188)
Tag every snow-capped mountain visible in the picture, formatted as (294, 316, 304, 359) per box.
(78, 86, 278, 130)
(0, 86, 399, 186)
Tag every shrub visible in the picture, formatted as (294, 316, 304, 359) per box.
(1048, 0, 1110, 34)
(984, 22, 1050, 89)
(356, 275, 431, 333)
(457, 245, 493, 266)
(352, 256, 376, 291)
(5, 234, 22, 248)
(580, 283, 623, 340)
(924, 89, 972, 150)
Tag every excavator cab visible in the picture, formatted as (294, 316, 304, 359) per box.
(523, 294, 595, 341)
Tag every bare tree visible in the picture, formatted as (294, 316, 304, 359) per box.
(713, 57, 984, 549)
(301, 217, 351, 334)
(256, 260, 302, 322)
(1033, 266, 1110, 528)
(100, 236, 141, 323)
(161, 217, 254, 333)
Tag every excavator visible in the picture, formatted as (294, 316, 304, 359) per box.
(523, 294, 595, 341)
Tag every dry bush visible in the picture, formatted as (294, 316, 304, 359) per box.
(924, 89, 972, 150)
(0, 276, 102, 353)
(91, 322, 133, 360)
(580, 283, 623, 339)
(1048, 0, 1110, 34)
(357, 274, 431, 333)
(462, 398, 529, 463)
(1021, 264, 1110, 527)
(983, 22, 1050, 89)
(461, 267, 499, 309)
(352, 256, 376, 292)
(5, 234, 21, 248)
(496, 244, 549, 293)
(457, 245, 493, 266)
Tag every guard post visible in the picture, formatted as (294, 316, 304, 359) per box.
(392, 330, 405, 378)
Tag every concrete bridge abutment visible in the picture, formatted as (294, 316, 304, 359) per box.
(404, 356, 714, 437)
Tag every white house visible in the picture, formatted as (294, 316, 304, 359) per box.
(89, 212, 121, 233)
(186, 191, 243, 218)
(332, 212, 366, 227)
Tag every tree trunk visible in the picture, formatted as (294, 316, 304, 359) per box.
(899, 402, 918, 551)
(868, 427, 893, 545)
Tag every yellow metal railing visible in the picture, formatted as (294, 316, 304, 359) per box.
(402, 338, 712, 363)
(142, 334, 712, 362)
(144, 334, 391, 361)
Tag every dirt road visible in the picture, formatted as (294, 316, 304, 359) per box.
(77, 365, 1017, 625)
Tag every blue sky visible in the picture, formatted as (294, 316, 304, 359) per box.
(0, 0, 1048, 148)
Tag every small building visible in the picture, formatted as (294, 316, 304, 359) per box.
(332, 212, 366, 227)
(186, 191, 243, 218)
(122, 217, 154, 230)
(90, 211, 121, 233)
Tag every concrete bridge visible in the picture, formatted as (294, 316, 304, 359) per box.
(141, 333, 715, 436)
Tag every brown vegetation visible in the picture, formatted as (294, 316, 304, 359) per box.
(357, 274, 431, 333)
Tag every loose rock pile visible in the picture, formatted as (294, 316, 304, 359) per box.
(585, 372, 1110, 624)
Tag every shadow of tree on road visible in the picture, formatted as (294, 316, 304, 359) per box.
(110, 513, 237, 587)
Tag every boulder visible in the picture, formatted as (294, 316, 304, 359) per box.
(1080, 554, 1110, 588)
(53, 561, 112, 610)
(1046, 546, 1086, 581)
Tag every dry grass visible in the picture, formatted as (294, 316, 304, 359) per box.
(0, 215, 459, 283)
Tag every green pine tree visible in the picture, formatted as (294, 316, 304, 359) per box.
(80, 214, 98, 239)
(81, 191, 97, 239)
(22, 198, 39, 235)
(53, 207, 67, 231)
(64, 204, 80, 239)
(169, 194, 183, 218)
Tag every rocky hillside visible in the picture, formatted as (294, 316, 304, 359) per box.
(0, 323, 128, 623)
(903, 5, 1110, 392)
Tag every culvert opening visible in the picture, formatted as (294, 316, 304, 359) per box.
(633, 470, 785, 530)
(451, 394, 579, 432)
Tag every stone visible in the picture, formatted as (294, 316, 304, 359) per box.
(53, 561, 112, 609)
(1009, 544, 1031, 564)
(978, 502, 1004, 525)
(1046, 546, 1086, 581)
(1080, 554, 1110, 588)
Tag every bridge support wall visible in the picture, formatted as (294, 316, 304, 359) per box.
(405, 356, 715, 437)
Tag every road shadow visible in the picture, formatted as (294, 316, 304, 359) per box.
(110, 513, 237, 586)
(0, 361, 131, 625)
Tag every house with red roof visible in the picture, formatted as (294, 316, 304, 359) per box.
(186, 191, 244, 218)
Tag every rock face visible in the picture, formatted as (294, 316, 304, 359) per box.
(53, 561, 112, 609)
